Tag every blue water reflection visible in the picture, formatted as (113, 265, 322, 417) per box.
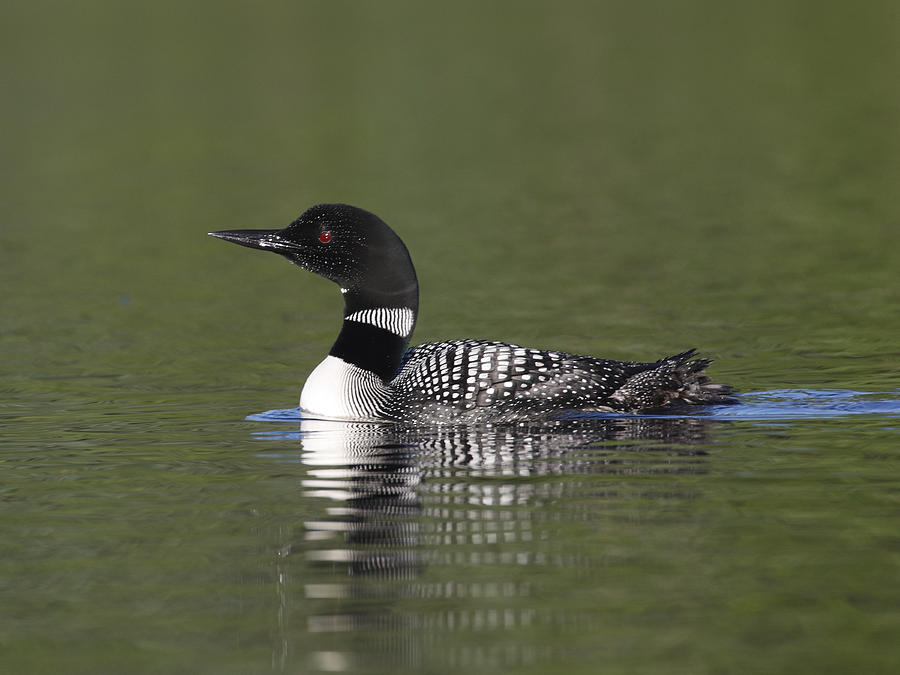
(250, 389, 900, 428)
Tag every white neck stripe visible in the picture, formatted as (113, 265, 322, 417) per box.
(345, 307, 414, 337)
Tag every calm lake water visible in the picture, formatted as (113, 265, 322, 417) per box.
(2, 1, 899, 673)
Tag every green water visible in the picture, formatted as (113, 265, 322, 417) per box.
(2, 1, 899, 672)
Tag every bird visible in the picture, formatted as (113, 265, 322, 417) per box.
(210, 203, 736, 423)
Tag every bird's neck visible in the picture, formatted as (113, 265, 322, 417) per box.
(328, 282, 419, 382)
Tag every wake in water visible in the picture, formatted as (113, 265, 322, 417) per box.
(247, 389, 900, 424)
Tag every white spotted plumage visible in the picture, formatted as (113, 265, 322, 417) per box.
(382, 339, 638, 423)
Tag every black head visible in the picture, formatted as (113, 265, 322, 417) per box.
(209, 204, 418, 308)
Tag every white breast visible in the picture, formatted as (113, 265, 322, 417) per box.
(299, 355, 392, 421)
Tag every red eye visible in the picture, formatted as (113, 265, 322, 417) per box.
(318, 231, 332, 243)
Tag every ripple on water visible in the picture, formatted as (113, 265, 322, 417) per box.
(245, 389, 900, 426)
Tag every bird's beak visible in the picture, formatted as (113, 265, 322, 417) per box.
(208, 229, 293, 253)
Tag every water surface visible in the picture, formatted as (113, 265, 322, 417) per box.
(2, 1, 900, 672)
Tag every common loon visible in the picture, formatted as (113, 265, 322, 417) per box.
(210, 203, 736, 423)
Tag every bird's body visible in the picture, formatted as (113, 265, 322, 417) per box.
(210, 204, 736, 423)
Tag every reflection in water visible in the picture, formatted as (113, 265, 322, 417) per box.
(262, 414, 722, 671)
(248, 390, 900, 670)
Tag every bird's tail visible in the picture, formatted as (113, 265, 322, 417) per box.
(610, 349, 738, 412)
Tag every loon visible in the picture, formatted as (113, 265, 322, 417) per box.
(210, 203, 736, 423)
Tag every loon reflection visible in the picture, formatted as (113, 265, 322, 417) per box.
(296, 416, 714, 574)
(270, 415, 720, 670)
